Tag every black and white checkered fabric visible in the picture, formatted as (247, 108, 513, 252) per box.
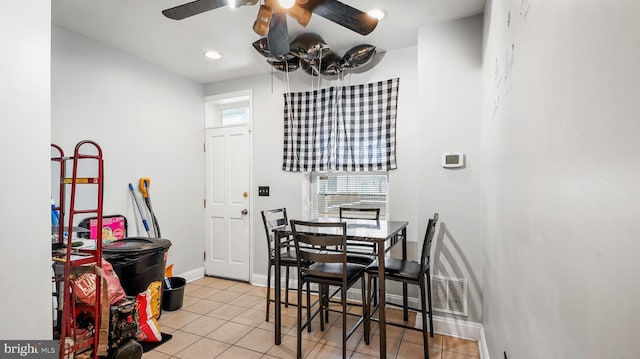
(282, 78, 399, 172)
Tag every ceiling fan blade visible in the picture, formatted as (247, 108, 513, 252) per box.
(162, 0, 228, 20)
(307, 0, 378, 35)
(267, 10, 290, 58)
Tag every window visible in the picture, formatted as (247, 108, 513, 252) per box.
(204, 90, 252, 128)
(310, 172, 388, 219)
(220, 103, 250, 126)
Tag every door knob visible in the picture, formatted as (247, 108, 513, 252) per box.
(241, 209, 248, 215)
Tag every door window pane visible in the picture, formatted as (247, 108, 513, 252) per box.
(221, 107, 250, 126)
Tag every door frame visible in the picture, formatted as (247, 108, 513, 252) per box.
(204, 89, 254, 283)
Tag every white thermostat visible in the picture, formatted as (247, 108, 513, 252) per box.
(441, 152, 465, 168)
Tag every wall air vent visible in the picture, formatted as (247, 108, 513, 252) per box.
(431, 275, 468, 316)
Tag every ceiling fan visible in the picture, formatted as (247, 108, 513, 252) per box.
(162, 0, 378, 58)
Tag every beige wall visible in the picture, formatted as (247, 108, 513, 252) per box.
(417, 15, 484, 324)
(481, 0, 640, 357)
(0, 1, 52, 339)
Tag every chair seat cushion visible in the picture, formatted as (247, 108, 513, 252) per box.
(303, 262, 366, 284)
(346, 252, 375, 265)
(366, 257, 422, 281)
(271, 250, 307, 266)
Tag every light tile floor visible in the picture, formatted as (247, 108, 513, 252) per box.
(146, 276, 480, 359)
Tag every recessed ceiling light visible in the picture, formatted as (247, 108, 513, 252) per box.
(278, 0, 296, 9)
(204, 51, 222, 60)
(367, 9, 387, 21)
(228, 0, 237, 9)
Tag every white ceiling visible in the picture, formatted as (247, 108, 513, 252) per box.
(52, 0, 485, 84)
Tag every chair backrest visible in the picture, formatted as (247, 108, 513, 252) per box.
(261, 208, 288, 257)
(420, 213, 439, 273)
(290, 220, 347, 280)
(339, 207, 380, 221)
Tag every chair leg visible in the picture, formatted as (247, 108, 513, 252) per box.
(319, 284, 325, 332)
(361, 276, 369, 345)
(266, 263, 272, 322)
(426, 268, 434, 337)
(319, 287, 325, 331)
(373, 249, 378, 307)
(373, 277, 378, 307)
(419, 276, 429, 359)
(341, 285, 347, 359)
(285, 266, 290, 307)
(306, 282, 312, 333)
(365, 274, 373, 344)
(403, 281, 409, 322)
(323, 284, 330, 324)
(297, 277, 303, 359)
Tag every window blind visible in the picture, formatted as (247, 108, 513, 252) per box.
(310, 172, 388, 219)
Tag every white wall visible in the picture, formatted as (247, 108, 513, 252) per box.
(0, 1, 52, 339)
(481, 1, 640, 358)
(204, 47, 421, 288)
(51, 26, 206, 277)
(418, 16, 484, 324)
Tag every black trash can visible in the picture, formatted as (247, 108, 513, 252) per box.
(162, 277, 186, 311)
(103, 237, 172, 299)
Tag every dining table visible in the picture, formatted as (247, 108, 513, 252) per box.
(272, 218, 408, 359)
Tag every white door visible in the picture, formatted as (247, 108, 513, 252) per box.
(205, 126, 251, 281)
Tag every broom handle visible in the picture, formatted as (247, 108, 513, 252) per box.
(129, 183, 151, 237)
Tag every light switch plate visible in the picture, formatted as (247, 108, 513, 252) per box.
(258, 186, 269, 196)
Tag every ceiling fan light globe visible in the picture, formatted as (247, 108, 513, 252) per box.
(367, 9, 387, 21)
(278, 0, 296, 9)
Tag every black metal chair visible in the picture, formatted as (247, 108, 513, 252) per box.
(365, 213, 439, 359)
(290, 220, 369, 359)
(261, 208, 300, 322)
(338, 207, 380, 265)
(339, 207, 381, 309)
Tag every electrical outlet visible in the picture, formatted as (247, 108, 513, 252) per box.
(258, 186, 270, 196)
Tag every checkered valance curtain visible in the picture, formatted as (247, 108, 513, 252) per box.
(282, 78, 399, 172)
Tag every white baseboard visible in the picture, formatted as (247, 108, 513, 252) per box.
(414, 313, 481, 340)
(177, 266, 205, 283)
(252, 273, 268, 287)
(252, 273, 305, 289)
(479, 326, 491, 359)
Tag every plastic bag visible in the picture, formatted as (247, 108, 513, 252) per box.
(135, 281, 162, 342)
(102, 259, 126, 304)
(71, 259, 126, 305)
